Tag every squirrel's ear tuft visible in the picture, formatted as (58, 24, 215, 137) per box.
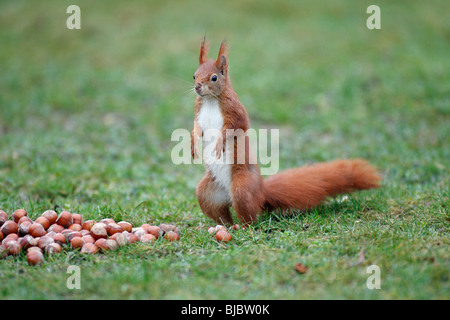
(217, 39, 228, 59)
(215, 40, 229, 74)
(199, 36, 208, 64)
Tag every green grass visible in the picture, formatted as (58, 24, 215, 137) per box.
(0, 0, 449, 299)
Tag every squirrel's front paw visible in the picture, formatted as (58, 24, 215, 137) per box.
(214, 138, 225, 159)
(191, 134, 200, 160)
(191, 142, 199, 160)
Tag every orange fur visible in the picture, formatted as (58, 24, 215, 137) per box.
(263, 159, 382, 211)
(199, 36, 209, 64)
(192, 39, 382, 225)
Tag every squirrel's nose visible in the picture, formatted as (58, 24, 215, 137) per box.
(195, 83, 202, 93)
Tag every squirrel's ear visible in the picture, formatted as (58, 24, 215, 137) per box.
(215, 55, 228, 75)
(199, 36, 208, 64)
(215, 40, 228, 74)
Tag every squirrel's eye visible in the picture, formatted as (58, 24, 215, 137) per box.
(193, 75, 195, 80)
(211, 75, 217, 82)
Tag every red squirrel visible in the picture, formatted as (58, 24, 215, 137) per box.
(191, 38, 381, 225)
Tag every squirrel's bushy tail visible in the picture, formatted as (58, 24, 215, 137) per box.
(263, 159, 381, 211)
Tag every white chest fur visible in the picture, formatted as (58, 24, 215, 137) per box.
(198, 98, 223, 136)
(197, 98, 232, 193)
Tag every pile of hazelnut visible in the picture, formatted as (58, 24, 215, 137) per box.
(0, 209, 180, 266)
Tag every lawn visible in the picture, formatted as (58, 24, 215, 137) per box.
(0, 0, 448, 300)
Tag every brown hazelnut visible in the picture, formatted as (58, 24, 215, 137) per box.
(164, 231, 180, 242)
(18, 235, 37, 250)
(66, 231, 83, 242)
(68, 224, 82, 232)
(56, 211, 73, 228)
(0, 230, 3, 242)
(95, 222, 107, 229)
(140, 234, 156, 243)
(140, 223, 151, 230)
(94, 238, 108, 250)
(0, 210, 8, 226)
(52, 233, 66, 245)
(125, 232, 138, 244)
(97, 238, 119, 251)
(45, 231, 56, 238)
(45, 243, 62, 255)
(111, 232, 127, 247)
(5, 233, 19, 241)
(81, 243, 98, 254)
(106, 223, 123, 236)
(118, 221, 133, 233)
(82, 235, 95, 244)
(90, 223, 107, 240)
(214, 225, 227, 233)
(17, 236, 24, 245)
(72, 214, 83, 225)
(80, 229, 90, 236)
(12, 209, 27, 223)
(82, 220, 96, 231)
(215, 230, 232, 243)
(18, 220, 32, 236)
(7, 241, 21, 255)
(2, 237, 17, 249)
(99, 218, 115, 225)
(41, 210, 58, 225)
(27, 246, 42, 254)
(208, 227, 216, 234)
(105, 239, 119, 250)
(37, 236, 55, 249)
(61, 229, 73, 237)
(29, 223, 46, 237)
(18, 216, 33, 225)
(48, 224, 64, 233)
(35, 217, 50, 230)
(159, 223, 179, 235)
(27, 250, 44, 265)
(132, 228, 147, 240)
(70, 237, 85, 249)
(146, 226, 162, 239)
(1, 220, 18, 236)
(109, 232, 119, 240)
